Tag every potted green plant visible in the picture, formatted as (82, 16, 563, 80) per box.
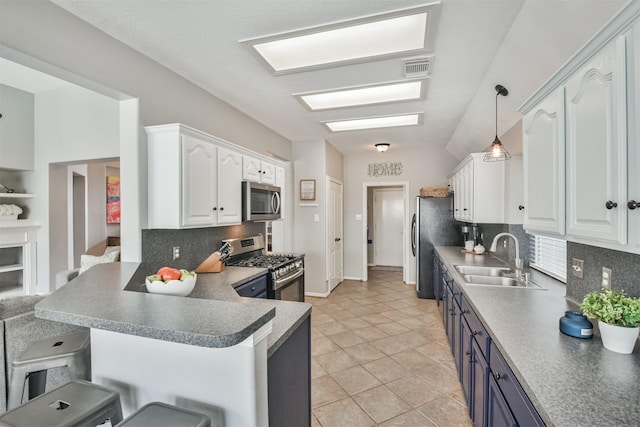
(580, 289, 640, 354)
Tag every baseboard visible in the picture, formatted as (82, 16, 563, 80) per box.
(343, 276, 362, 281)
(406, 280, 416, 285)
(305, 291, 330, 298)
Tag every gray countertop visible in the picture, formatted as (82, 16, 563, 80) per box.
(36, 262, 311, 357)
(436, 246, 640, 427)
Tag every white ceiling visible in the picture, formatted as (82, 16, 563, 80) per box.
(31, 0, 631, 157)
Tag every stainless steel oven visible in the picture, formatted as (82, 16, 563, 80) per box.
(224, 235, 305, 302)
(272, 266, 305, 302)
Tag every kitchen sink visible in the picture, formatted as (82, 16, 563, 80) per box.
(462, 274, 543, 289)
(454, 265, 512, 277)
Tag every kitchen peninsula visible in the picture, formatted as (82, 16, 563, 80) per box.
(35, 262, 312, 427)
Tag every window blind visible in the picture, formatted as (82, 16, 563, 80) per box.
(529, 234, 567, 282)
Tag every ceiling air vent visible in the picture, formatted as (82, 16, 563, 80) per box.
(402, 56, 433, 78)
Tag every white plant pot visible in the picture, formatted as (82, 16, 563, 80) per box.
(598, 320, 640, 354)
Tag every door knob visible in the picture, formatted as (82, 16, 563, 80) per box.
(628, 200, 638, 210)
(518, 205, 525, 211)
(335, 238, 341, 242)
(605, 201, 618, 210)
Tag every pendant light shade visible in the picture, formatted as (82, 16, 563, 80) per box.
(483, 84, 511, 162)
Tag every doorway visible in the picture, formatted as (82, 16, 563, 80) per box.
(72, 172, 86, 268)
(362, 181, 409, 282)
(373, 187, 403, 267)
(327, 177, 343, 292)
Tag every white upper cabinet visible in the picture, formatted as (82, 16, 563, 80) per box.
(181, 133, 218, 227)
(450, 153, 504, 224)
(565, 36, 627, 245)
(243, 155, 276, 185)
(520, 1, 640, 254)
(627, 21, 640, 253)
(147, 124, 249, 229)
(216, 147, 243, 225)
(522, 87, 565, 236)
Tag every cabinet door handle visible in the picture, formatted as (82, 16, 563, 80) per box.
(518, 205, 525, 211)
(494, 372, 502, 381)
(220, 207, 224, 211)
(212, 207, 217, 211)
(628, 200, 638, 210)
(463, 208, 468, 211)
(605, 201, 618, 209)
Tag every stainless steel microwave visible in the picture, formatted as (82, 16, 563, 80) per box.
(242, 181, 281, 221)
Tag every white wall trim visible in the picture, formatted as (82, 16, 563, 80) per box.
(343, 276, 362, 281)
(305, 291, 330, 298)
(361, 181, 410, 283)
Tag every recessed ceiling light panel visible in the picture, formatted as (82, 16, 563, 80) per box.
(297, 80, 425, 111)
(242, 4, 440, 74)
(324, 113, 422, 132)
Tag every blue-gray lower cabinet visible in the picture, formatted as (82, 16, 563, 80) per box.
(489, 342, 544, 427)
(436, 253, 544, 427)
(268, 316, 311, 426)
(487, 374, 517, 427)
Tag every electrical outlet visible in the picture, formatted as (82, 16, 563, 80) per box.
(571, 258, 584, 279)
(172, 246, 180, 260)
(602, 267, 612, 290)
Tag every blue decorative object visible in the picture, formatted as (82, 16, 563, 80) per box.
(559, 311, 593, 339)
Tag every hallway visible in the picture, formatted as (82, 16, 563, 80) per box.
(308, 269, 472, 426)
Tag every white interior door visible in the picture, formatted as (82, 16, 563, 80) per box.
(373, 188, 404, 267)
(328, 178, 343, 291)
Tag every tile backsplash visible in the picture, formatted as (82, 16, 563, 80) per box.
(141, 222, 265, 271)
(566, 242, 640, 303)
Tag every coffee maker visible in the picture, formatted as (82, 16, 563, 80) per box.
(461, 224, 480, 245)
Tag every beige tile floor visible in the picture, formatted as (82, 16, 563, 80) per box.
(307, 268, 472, 427)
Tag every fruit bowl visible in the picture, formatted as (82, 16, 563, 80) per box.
(145, 273, 197, 296)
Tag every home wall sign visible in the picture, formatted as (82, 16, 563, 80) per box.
(368, 161, 403, 177)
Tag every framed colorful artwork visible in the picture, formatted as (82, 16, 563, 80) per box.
(107, 176, 121, 224)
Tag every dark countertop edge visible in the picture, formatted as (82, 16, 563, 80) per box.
(35, 262, 281, 349)
(35, 306, 277, 349)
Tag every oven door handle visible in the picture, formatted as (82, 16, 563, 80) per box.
(274, 268, 304, 290)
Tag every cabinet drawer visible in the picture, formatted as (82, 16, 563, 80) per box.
(234, 275, 268, 298)
(489, 342, 544, 427)
(462, 297, 490, 359)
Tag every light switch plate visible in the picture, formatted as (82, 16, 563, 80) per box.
(572, 258, 584, 279)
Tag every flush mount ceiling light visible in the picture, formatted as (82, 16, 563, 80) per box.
(375, 143, 390, 153)
(242, 4, 438, 74)
(296, 80, 425, 111)
(324, 113, 422, 132)
(483, 84, 511, 162)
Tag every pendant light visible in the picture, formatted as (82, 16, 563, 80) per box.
(483, 84, 511, 162)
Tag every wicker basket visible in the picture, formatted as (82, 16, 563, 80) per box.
(419, 186, 450, 197)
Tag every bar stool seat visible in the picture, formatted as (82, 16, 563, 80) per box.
(8, 330, 91, 410)
(0, 380, 122, 427)
(116, 402, 210, 427)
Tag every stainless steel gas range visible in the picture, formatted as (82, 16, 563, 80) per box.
(223, 235, 305, 302)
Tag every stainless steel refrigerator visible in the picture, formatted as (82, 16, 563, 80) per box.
(411, 195, 462, 299)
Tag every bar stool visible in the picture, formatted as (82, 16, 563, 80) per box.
(116, 402, 210, 427)
(7, 330, 90, 410)
(0, 380, 123, 427)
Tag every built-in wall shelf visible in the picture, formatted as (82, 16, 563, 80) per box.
(0, 193, 34, 199)
(0, 263, 23, 274)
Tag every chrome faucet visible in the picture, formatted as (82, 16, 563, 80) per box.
(489, 232, 523, 274)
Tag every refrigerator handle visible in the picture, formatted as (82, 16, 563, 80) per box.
(411, 214, 416, 257)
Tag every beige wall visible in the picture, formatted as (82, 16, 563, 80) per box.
(325, 142, 344, 182)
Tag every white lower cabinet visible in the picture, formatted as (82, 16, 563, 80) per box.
(450, 153, 505, 224)
(147, 125, 242, 229)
